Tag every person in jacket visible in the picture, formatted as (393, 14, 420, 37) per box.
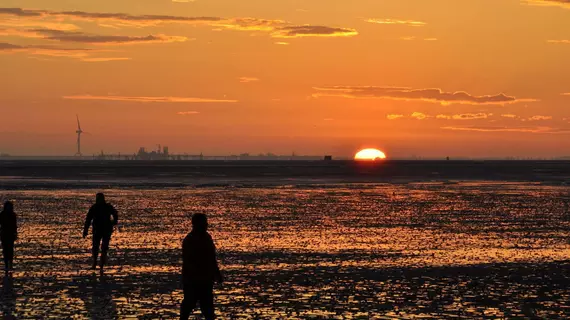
(0, 201, 17, 274)
(180, 213, 223, 320)
(83, 193, 118, 271)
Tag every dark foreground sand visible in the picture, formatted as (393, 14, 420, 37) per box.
(1, 182, 570, 318)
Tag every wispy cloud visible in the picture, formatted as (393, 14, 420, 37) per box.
(366, 19, 426, 27)
(386, 114, 404, 120)
(436, 113, 493, 120)
(62, 94, 238, 103)
(239, 77, 259, 83)
(0, 41, 128, 61)
(274, 41, 289, 45)
(398, 36, 437, 41)
(177, 111, 200, 115)
(2, 28, 189, 45)
(441, 125, 570, 134)
(0, 8, 357, 39)
(0, 18, 78, 31)
(44, 30, 188, 45)
(312, 86, 536, 105)
(499, 114, 554, 122)
(562, 93, 570, 96)
(1, 41, 89, 58)
(81, 57, 131, 62)
(0, 8, 222, 28)
(525, 115, 553, 121)
(411, 112, 429, 120)
(523, 0, 570, 9)
(214, 18, 286, 32)
(547, 40, 570, 44)
(272, 26, 357, 38)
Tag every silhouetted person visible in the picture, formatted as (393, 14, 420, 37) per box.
(180, 213, 223, 320)
(0, 201, 17, 274)
(83, 193, 118, 271)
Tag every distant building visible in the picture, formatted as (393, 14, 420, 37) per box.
(324, 155, 333, 161)
(136, 146, 170, 160)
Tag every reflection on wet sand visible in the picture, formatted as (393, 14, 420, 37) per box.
(1, 182, 570, 318)
(1, 276, 16, 320)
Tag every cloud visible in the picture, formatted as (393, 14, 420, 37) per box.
(397, 36, 437, 41)
(0, 8, 44, 17)
(0, 8, 222, 28)
(271, 26, 358, 38)
(274, 41, 289, 45)
(323, 118, 334, 121)
(0, 18, 78, 31)
(525, 115, 553, 121)
(562, 93, 570, 96)
(547, 40, 570, 44)
(62, 94, 238, 103)
(441, 125, 570, 134)
(0, 28, 44, 38)
(41, 30, 189, 45)
(386, 114, 404, 120)
(498, 114, 553, 122)
(81, 57, 131, 62)
(436, 113, 493, 120)
(0, 41, 90, 58)
(523, 0, 570, 9)
(411, 112, 429, 120)
(239, 77, 259, 83)
(0, 41, 128, 61)
(0, 8, 357, 39)
(177, 111, 200, 115)
(2, 28, 189, 45)
(366, 19, 426, 27)
(214, 18, 286, 32)
(312, 86, 535, 105)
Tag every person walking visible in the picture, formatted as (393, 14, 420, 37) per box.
(180, 213, 223, 320)
(0, 201, 17, 274)
(83, 193, 118, 271)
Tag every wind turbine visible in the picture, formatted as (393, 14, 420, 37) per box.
(75, 115, 83, 156)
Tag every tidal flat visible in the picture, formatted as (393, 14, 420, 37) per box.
(1, 182, 570, 318)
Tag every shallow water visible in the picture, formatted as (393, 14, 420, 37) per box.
(1, 182, 570, 318)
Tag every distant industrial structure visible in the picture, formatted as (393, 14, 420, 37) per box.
(91, 147, 327, 161)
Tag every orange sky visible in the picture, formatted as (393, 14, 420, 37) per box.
(1, 0, 570, 158)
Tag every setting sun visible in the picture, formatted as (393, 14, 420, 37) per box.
(354, 148, 387, 161)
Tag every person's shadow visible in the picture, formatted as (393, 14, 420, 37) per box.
(81, 273, 118, 320)
(1, 275, 16, 320)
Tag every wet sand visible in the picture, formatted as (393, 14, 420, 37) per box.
(1, 182, 569, 318)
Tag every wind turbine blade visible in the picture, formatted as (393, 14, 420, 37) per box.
(76, 114, 82, 131)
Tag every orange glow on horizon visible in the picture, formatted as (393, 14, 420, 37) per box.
(354, 148, 387, 161)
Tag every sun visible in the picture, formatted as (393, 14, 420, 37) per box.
(354, 148, 387, 161)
